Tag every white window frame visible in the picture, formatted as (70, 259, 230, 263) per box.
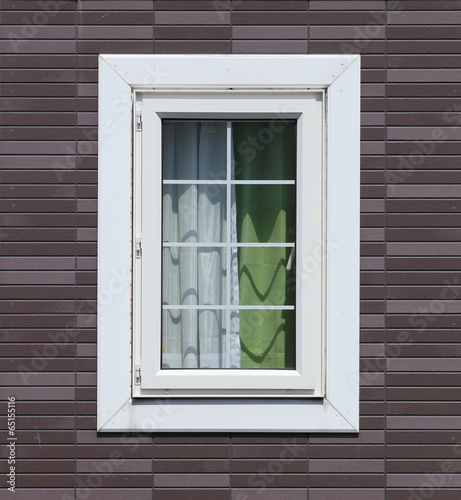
(98, 55, 360, 432)
(135, 93, 322, 398)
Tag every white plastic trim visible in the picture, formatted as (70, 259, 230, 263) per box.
(98, 54, 360, 432)
(137, 94, 320, 397)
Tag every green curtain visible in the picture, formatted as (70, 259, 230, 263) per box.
(233, 121, 296, 369)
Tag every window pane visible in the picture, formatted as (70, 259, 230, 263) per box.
(163, 309, 236, 369)
(232, 120, 296, 180)
(162, 247, 227, 306)
(163, 120, 227, 180)
(238, 309, 295, 369)
(235, 247, 295, 306)
(234, 185, 295, 243)
(163, 185, 227, 243)
(161, 119, 296, 371)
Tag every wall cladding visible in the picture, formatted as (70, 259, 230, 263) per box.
(0, 1, 460, 499)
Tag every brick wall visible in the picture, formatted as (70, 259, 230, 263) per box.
(1, 1, 460, 499)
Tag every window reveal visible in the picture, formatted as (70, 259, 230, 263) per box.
(97, 54, 359, 431)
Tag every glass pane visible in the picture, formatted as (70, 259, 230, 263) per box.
(234, 185, 295, 243)
(163, 120, 227, 180)
(238, 309, 295, 369)
(162, 308, 228, 369)
(232, 120, 296, 180)
(235, 247, 295, 306)
(160, 119, 297, 371)
(163, 184, 227, 243)
(162, 247, 227, 306)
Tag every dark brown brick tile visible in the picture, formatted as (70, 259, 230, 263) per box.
(74, 492, 151, 500)
(155, 0, 229, 9)
(78, 40, 153, 54)
(0, 40, 76, 54)
(78, 11, 152, 24)
(0, 459, 74, 473)
(388, 83, 461, 97)
(310, 1, 384, 9)
(0, 55, 76, 69)
(309, 474, 384, 488)
(310, 11, 385, 25)
(387, 459, 461, 473)
(155, 41, 231, 53)
(231, 458, 307, 474)
(15, 474, 74, 487)
(309, 40, 385, 55)
(309, 491, 384, 500)
(156, 435, 228, 444)
(232, 473, 307, 488)
(0, 11, 75, 24)
(79, 0, 151, 9)
(389, 25, 461, 40)
(154, 491, 229, 500)
(233, 41, 308, 53)
(76, 473, 152, 488)
(156, 26, 231, 39)
(155, 11, 230, 25)
(155, 445, 229, 459)
(78, 25, 153, 39)
(155, 474, 229, 487)
(233, 11, 308, 25)
(391, 0, 461, 9)
(309, 445, 384, 459)
(235, 1, 307, 10)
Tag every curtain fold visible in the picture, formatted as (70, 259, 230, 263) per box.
(162, 121, 240, 368)
(233, 121, 296, 369)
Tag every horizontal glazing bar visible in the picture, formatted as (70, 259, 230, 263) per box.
(163, 242, 295, 247)
(162, 305, 295, 310)
(163, 180, 295, 185)
(232, 180, 295, 185)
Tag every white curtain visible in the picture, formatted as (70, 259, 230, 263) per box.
(162, 121, 241, 368)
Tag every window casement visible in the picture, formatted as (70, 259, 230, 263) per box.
(98, 55, 360, 432)
(134, 93, 323, 398)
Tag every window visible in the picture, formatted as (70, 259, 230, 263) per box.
(98, 55, 360, 432)
(134, 92, 322, 398)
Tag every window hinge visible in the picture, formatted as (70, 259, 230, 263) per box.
(135, 364, 141, 385)
(135, 237, 142, 259)
(136, 110, 142, 132)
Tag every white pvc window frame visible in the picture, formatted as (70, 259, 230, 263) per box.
(134, 93, 323, 398)
(98, 55, 360, 432)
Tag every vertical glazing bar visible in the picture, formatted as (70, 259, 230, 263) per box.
(226, 121, 232, 369)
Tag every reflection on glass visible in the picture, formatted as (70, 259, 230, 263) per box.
(163, 121, 227, 180)
(235, 247, 295, 306)
(163, 185, 227, 243)
(162, 247, 226, 306)
(235, 185, 295, 243)
(232, 120, 296, 180)
(239, 309, 295, 369)
(161, 119, 297, 370)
